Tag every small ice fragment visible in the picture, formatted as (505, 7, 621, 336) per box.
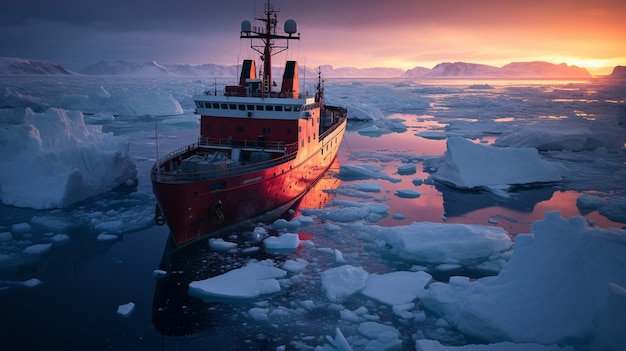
(152, 270, 168, 279)
(263, 233, 300, 252)
(397, 164, 416, 175)
(97, 233, 119, 241)
(50, 234, 70, 242)
(209, 238, 238, 251)
(23, 278, 42, 287)
(117, 302, 135, 317)
(23, 243, 52, 255)
(412, 178, 424, 186)
(354, 182, 381, 193)
(282, 259, 308, 273)
(12, 223, 32, 234)
(395, 189, 421, 198)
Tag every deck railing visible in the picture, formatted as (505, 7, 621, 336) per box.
(151, 140, 298, 184)
(199, 136, 293, 152)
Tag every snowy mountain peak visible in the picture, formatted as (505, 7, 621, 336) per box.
(0, 57, 71, 75)
(607, 65, 626, 79)
(410, 61, 591, 79)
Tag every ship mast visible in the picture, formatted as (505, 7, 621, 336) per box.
(241, 0, 300, 96)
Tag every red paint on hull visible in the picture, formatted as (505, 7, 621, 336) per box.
(152, 120, 345, 246)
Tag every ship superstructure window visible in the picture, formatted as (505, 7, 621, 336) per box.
(204, 102, 211, 108)
(247, 104, 254, 110)
(221, 103, 228, 109)
(256, 105, 263, 111)
(229, 104, 237, 110)
(265, 105, 274, 111)
(276, 105, 283, 112)
(213, 103, 219, 108)
(238, 105, 245, 111)
(285, 106, 292, 112)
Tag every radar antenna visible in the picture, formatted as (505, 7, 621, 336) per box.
(240, 0, 300, 96)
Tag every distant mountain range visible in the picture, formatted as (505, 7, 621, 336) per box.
(1, 56, 623, 79)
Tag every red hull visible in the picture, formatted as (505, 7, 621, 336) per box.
(152, 120, 346, 245)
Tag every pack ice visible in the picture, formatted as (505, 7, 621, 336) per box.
(0, 108, 136, 209)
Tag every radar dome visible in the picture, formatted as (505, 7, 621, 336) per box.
(241, 20, 251, 33)
(284, 19, 297, 34)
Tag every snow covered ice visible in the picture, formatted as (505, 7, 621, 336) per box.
(0, 108, 136, 209)
(419, 212, 626, 350)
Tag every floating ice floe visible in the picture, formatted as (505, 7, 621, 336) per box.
(264, 233, 300, 253)
(208, 238, 238, 251)
(189, 260, 286, 302)
(418, 212, 626, 350)
(430, 136, 565, 190)
(282, 259, 308, 274)
(397, 163, 416, 175)
(395, 189, 421, 198)
(577, 194, 626, 224)
(361, 271, 432, 305)
(347, 221, 512, 266)
(0, 108, 136, 209)
(321, 265, 369, 303)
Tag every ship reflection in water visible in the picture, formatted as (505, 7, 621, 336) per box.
(151, 162, 341, 342)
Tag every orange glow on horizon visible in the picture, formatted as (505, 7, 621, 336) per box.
(292, 1, 626, 78)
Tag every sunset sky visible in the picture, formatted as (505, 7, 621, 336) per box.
(1, 0, 624, 75)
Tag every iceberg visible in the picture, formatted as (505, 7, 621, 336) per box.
(0, 108, 136, 209)
(430, 136, 564, 189)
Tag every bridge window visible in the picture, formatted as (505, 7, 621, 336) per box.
(229, 104, 237, 110)
(256, 105, 264, 111)
(276, 105, 283, 112)
(221, 103, 228, 109)
(285, 106, 292, 112)
(265, 105, 274, 111)
(204, 102, 211, 108)
(238, 104, 245, 111)
(212, 103, 219, 109)
(247, 104, 254, 110)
